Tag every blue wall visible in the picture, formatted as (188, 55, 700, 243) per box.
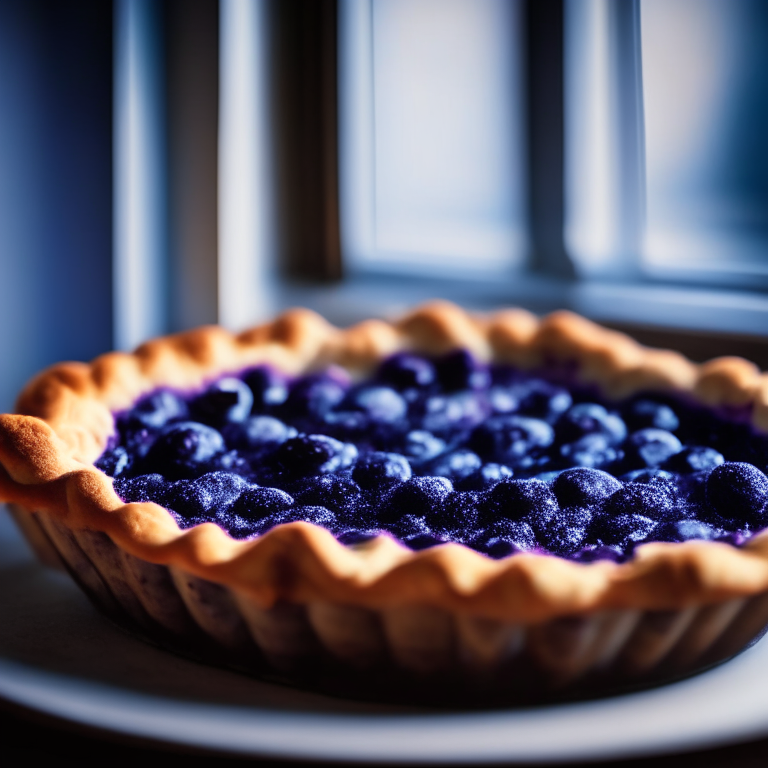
(0, 0, 114, 411)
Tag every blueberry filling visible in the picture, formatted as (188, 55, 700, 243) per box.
(98, 352, 768, 562)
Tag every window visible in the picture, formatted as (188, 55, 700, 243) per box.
(339, 0, 768, 335)
(1, 0, 767, 411)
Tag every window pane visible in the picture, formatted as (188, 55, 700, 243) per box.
(642, 0, 768, 283)
(341, 0, 526, 276)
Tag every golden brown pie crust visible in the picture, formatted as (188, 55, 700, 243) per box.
(2, 301, 768, 628)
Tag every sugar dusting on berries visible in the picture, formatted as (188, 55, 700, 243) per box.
(100, 351, 768, 562)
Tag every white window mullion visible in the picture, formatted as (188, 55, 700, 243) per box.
(114, 0, 168, 350)
(219, 0, 278, 330)
(564, 0, 646, 276)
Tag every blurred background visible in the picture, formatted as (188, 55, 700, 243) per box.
(1, 0, 767, 412)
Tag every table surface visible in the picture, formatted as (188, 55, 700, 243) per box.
(3, 505, 768, 768)
(3, 703, 768, 768)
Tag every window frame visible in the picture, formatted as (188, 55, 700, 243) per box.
(116, 0, 768, 346)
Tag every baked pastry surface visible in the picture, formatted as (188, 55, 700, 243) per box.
(3, 302, 768, 702)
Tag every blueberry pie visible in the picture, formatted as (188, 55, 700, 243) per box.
(3, 302, 768, 704)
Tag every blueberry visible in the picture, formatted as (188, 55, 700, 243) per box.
(344, 386, 407, 423)
(214, 450, 252, 476)
(321, 410, 372, 441)
(289, 505, 338, 529)
(573, 544, 624, 563)
(552, 468, 621, 506)
(559, 434, 622, 469)
(419, 392, 488, 434)
(117, 423, 158, 459)
(529, 506, 591, 556)
(652, 519, 722, 543)
(533, 470, 563, 482)
(378, 476, 453, 524)
(625, 429, 683, 468)
(156, 421, 227, 462)
(402, 430, 446, 463)
(243, 366, 289, 409)
(131, 390, 188, 429)
(681, 469, 710, 499)
(706, 462, 768, 524)
(167, 472, 249, 517)
(144, 421, 226, 479)
(488, 386, 520, 414)
(665, 446, 725, 474)
(620, 468, 675, 484)
(471, 519, 536, 557)
(229, 486, 294, 520)
(456, 463, 514, 491)
(422, 449, 482, 482)
(479, 540, 522, 558)
(246, 512, 289, 535)
(114, 473, 169, 505)
(223, 415, 297, 450)
(626, 399, 680, 432)
(715, 530, 750, 547)
(509, 379, 572, 421)
(469, 415, 554, 463)
(405, 532, 446, 551)
(225, 519, 260, 539)
(378, 354, 436, 390)
(603, 482, 681, 522)
(96, 446, 132, 477)
(352, 452, 412, 489)
(436, 350, 491, 391)
(489, 364, 519, 387)
(339, 441, 361, 469)
(337, 529, 379, 546)
(514, 453, 555, 474)
(242, 415, 297, 446)
(427, 491, 480, 536)
(274, 434, 357, 475)
(558, 403, 627, 444)
(283, 374, 347, 418)
(293, 475, 363, 517)
(391, 514, 432, 540)
(193, 378, 254, 424)
(591, 513, 657, 547)
(478, 478, 559, 525)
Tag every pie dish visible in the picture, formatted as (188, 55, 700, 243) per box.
(2, 302, 768, 705)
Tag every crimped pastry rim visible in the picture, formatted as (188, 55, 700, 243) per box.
(2, 301, 768, 623)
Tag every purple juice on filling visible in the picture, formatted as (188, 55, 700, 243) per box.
(98, 352, 768, 562)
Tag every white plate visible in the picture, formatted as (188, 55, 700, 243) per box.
(2, 506, 768, 765)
